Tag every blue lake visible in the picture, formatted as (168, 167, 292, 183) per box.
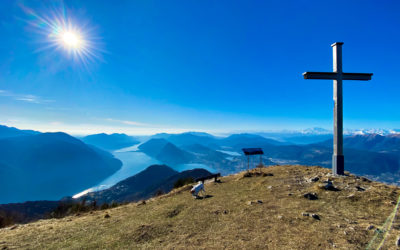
(73, 145, 216, 198)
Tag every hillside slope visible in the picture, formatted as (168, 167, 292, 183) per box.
(1, 165, 400, 249)
(0, 132, 122, 204)
(82, 165, 211, 204)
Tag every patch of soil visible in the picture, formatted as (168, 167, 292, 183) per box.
(166, 205, 184, 218)
(131, 224, 169, 243)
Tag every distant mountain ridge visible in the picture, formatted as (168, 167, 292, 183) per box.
(140, 132, 400, 185)
(139, 135, 278, 174)
(152, 132, 219, 148)
(342, 134, 400, 154)
(0, 131, 122, 204)
(0, 125, 39, 139)
(139, 138, 197, 166)
(151, 132, 284, 148)
(81, 133, 139, 151)
(220, 133, 285, 149)
(2, 127, 400, 229)
(317, 134, 400, 153)
(3, 124, 400, 205)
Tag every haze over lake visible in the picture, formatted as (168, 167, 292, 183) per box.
(73, 144, 217, 198)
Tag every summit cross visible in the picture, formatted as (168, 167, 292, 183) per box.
(302, 42, 373, 175)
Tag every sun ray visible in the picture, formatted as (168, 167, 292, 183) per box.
(20, 3, 104, 69)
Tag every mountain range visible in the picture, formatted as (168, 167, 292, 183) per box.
(1, 125, 400, 205)
(137, 131, 400, 184)
(319, 134, 400, 154)
(2, 125, 400, 229)
(257, 127, 400, 144)
(0, 125, 39, 139)
(0, 126, 122, 204)
(81, 133, 140, 151)
(138, 138, 239, 174)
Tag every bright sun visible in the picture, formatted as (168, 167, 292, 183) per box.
(60, 31, 82, 48)
(22, 5, 102, 65)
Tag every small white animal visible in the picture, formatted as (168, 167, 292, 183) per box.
(190, 182, 205, 197)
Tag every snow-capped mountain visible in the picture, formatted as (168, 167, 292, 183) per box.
(344, 129, 400, 136)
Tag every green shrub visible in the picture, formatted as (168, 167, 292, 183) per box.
(110, 201, 119, 208)
(173, 177, 194, 189)
(154, 189, 165, 196)
(100, 203, 109, 210)
(0, 211, 16, 228)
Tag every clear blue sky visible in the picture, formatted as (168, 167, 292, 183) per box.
(0, 0, 399, 135)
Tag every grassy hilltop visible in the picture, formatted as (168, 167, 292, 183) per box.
(1, 165, 400, 249)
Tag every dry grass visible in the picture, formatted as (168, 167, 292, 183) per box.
(1, 165, 400, 249)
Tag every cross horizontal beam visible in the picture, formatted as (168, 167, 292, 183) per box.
(342, 73, 373, 80)
(302, 72, 373, 81)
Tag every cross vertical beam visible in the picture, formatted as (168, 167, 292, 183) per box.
(332, 42, 344, 175)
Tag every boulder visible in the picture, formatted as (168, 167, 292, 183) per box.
(355, 186, 365, 192)
(366, 225, 375, 230)
(308, 176, 320, 182)
(247, 200, 263, 205)
(323, 180, 340, 191)
(303, 192, 318, 200)
(311, 214, 320, 220)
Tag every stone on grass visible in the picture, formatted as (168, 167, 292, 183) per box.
(323, 180, 340, 191)
(303, 192, 318, 200)
(308, 176, 320, 182)
(137, 200, 146, 206)
(311, 214, 320, 220)
(366, 225, 375, 230)
(355, 186, 365, 192)
(361, 177, 371, 182)
(243, 172, 252, 178)
(247, 200, 263, 205)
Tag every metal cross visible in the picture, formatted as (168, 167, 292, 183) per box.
(303, 42, 373, 175)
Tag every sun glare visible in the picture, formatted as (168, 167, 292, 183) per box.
(61, 31, 82, 48)
(20, 4, 103, 67)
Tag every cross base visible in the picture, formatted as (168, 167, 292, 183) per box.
(332, 155, 344, 175)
